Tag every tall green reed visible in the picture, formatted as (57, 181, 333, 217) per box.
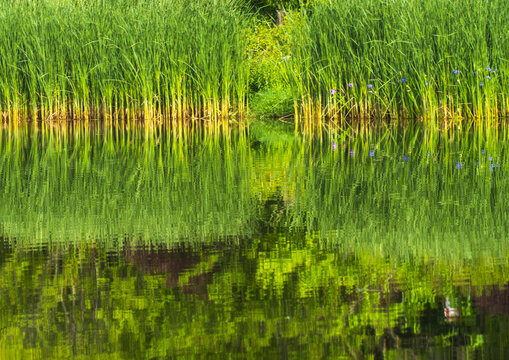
(0, 0, 250, 125)
(284, 0, 509, 131)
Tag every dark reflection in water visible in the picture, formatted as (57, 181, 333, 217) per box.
(0, 238, 508, 359)
(1, 123, 509, 358)
(126, 244, 211, 293)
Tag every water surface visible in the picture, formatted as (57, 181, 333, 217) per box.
(0, 123, 508, 358)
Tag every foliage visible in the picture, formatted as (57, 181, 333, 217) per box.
(246, 22, 290, 93)
(284, 0, 509, 130)
(245, 21, 295, 118)
(245, 0, 305, 20)
(250, 88, 294, 118)
(0, 0, 250, 123)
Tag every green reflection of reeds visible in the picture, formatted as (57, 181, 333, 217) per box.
(1, 125, 509, 357)
(284, 131, 509, 260)
(0, 124, 258, 243)
(0, 0, 249, 124)
(1, 124, 509, 262)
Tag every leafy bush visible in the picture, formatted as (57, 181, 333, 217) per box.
(250, 88, 294, 118)
(246, 23, 291, 94)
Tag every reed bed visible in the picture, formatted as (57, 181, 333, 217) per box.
(0, 0, 249, 125)
(284, 0, 509, 131)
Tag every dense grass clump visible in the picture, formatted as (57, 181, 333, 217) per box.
(285, 0, 509, 130)
(0, 0, 249, 124)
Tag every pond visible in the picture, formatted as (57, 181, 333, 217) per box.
(0, 123, 508, 358)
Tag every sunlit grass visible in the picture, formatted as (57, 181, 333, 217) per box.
(0, 0, 250, 126)
(283, 0, 509, 132)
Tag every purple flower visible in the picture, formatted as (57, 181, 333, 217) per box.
(492, 69, 497, 73)
(481, 149, 485, 155)
(456, 162, 463, 169)
(403, 155, 409, 161)
(427, 152, 431, 157)
(367, 84, 373, 89)
(473, 71, 478, 75)
(453, 69, 460, 75)
(425, 81, 429, 86)
(401, 77, 407, 83)
(488, 156, 493, 161)
(369, 150, 375, 157)
(347, 83, 354, 88)
(349, 150, 355, 156)
(486, 75, 491, 80)
(479, 82, 484, 87)
(486, 66, 491, 71)
(330, 89, 337, 96)
(332, 142, 337, 150)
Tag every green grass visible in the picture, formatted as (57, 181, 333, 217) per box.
(250, 88, 294, 118)
(2, 0, 508, 132)
(283, 0, 509, 131)
(0, 0, 250, 125)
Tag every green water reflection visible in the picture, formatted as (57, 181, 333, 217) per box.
(0, 123, 509, 358)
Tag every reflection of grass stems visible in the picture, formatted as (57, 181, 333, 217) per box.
(2, 123, 509, 261)
(284, 129, 509, 260)
(0, 124, 256, 243)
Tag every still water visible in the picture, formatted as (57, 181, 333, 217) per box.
(0, 123, 509, 358)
